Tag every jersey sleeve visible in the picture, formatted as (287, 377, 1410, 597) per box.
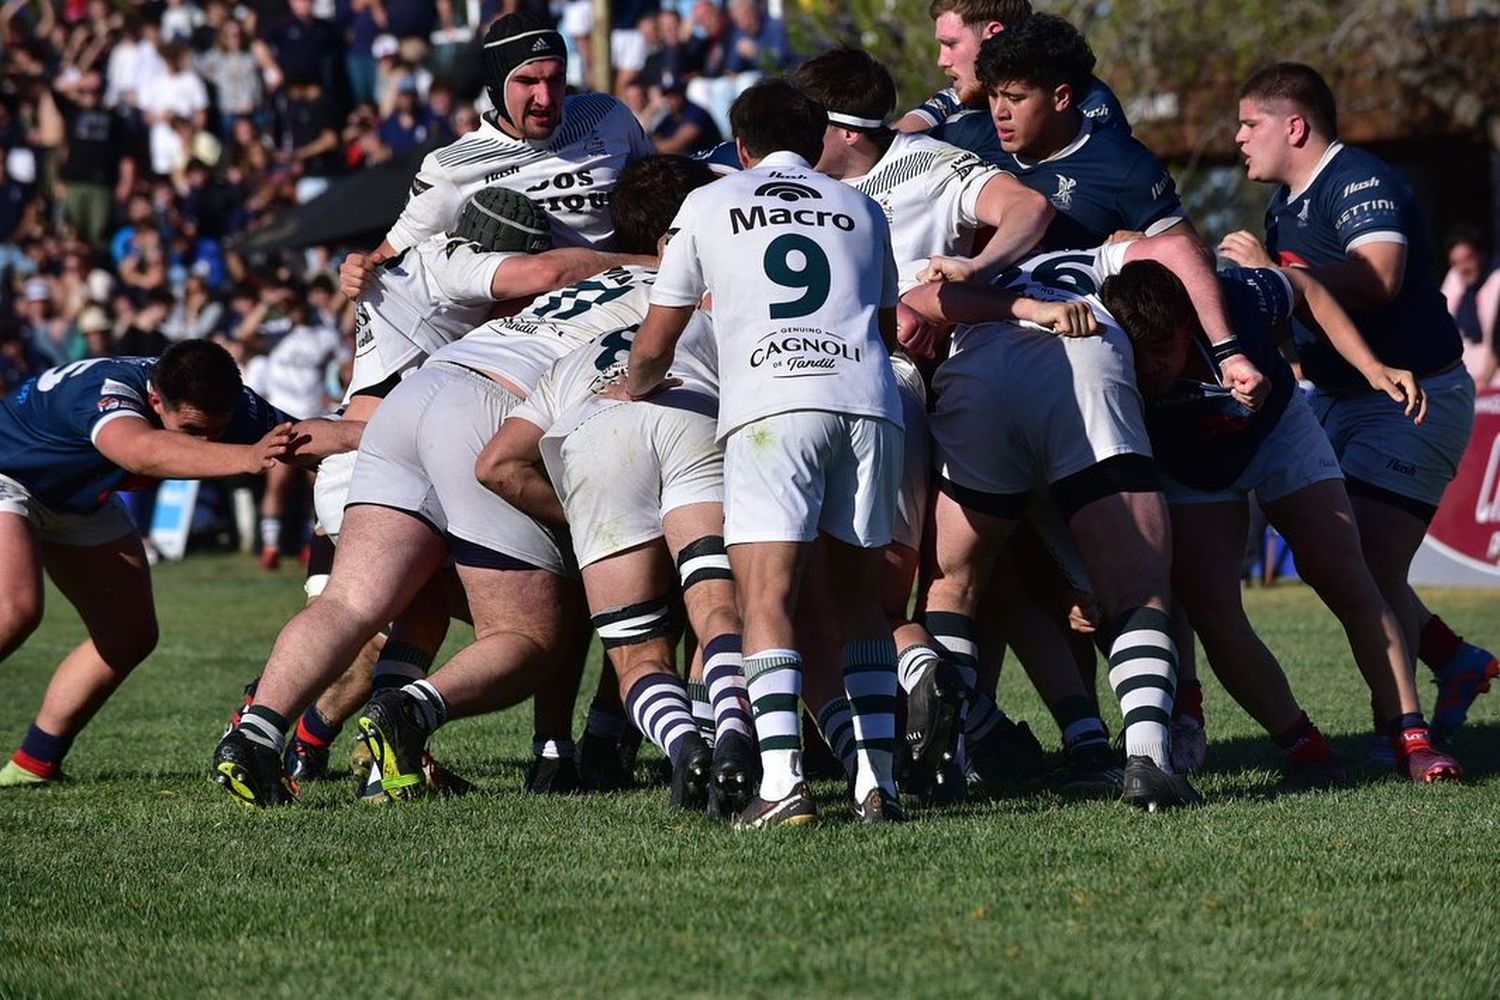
(220, 385, 294, 445)
(906, 87, 963, 129)
(1326, 164, 1410, 252)
(81, 371, 153, 445)
(1224, 267, 1296, 327)
(430, 239, 513, 303)
(649, 195, 707, 308)
(1116, 145, 1184, 233)
(384, 149, 462, 253)
(508, 369, 559, 433)
(931, 143, 1000, 229)
(1093, 239, 1131, 279)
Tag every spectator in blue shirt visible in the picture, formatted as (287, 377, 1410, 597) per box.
(378, 78, 438, 156)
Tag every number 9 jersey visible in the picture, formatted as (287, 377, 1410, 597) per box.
(650, 150, 902, 440)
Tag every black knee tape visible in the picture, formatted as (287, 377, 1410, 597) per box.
(677, 536, 733, 592)
(592, 598, 679, 649)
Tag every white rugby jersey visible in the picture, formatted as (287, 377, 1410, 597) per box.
(952, 242, 1130, 354)
(346, 233, 515, 399)
(430, 264, 658, 394)
(513, 311, 720, 496)
(384, 93, 653, 253)
(265, 324, 349, 419)
(845, 132, 999, 293)
(650, 150, 902, 439)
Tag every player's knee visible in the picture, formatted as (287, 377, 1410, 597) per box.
(0, 591, 43, 647)
(677, 535, 733, 593)
(96, 616, 159, 671)
(592, 597, 679, 654)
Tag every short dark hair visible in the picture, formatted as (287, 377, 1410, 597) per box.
(610, 155, 717, 255)
(1099, 260, 1195, 353)
(789, 48, 897, 126)
(927, 0, 1030, 26)
(152, 339, 244, 415)
(976, 12, 1094, 102)
(1239, 62, 1338, 139)
(729, 79, 827, 165)
(1446, 224, 1489, 258)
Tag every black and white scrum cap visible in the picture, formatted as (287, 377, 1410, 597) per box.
(482, 12, 568, 124)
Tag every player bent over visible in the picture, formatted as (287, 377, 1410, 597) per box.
(624, 82, 907, 827)
(1101, 260, 1462, 784)
(482, 307, 758, 817)
(0, 342, 358, 786)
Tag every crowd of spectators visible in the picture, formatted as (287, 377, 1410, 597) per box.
(0, 0, 797, 399)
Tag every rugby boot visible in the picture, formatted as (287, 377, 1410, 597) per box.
(968, 716, 1047, 791)
(283, 735, 331, 782)
(577, 731, 631, 792)
(0, 759, 66, 788)
(669, 736, 714, 812)
(1120, 755, 1203, 811)
(1394, 729, 1463, 784)
(733, 782, 819, 829)
(905, 658, 965, 770)
(707, 732, 758, 820)
(1058, 743, 1125, 798)
(357, 690, 430, 802)
(524, 754, 581, 794)
(1431, 642, 1500, 741)
(854, 786, 906, 824)
(212, 729, 299, 807)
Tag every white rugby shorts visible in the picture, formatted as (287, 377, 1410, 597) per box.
(930, 326, 1151, 503)
(0, 473, 136, 547)
(559, 390, 723, 568)
(723, 410, 902, 549)
(346, 361, 570, 574)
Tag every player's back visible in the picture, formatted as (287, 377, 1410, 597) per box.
(432, 264, 659, 393)
(655, 151, 900, 437)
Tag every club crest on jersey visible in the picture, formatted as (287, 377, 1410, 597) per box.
(754, 181, 821, 202)
(1051, 174, 1076, 210)
(1296, 200, 1311, 227)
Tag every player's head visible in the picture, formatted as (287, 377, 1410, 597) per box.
(1100, 260, 1197, 396)
(483, 12, 567, 140)
(729, 79, 827, 168)
(977, 13, 1094, 156)
(1236, 63, 1338, 184)
(453, 186, 553, 254)
(789, 48, 897, 175)
(610, 155, 717, 254)
(149, 339, 244, 437)
(1447, 225, 1490, 287)
(928, 0, 1031, 104)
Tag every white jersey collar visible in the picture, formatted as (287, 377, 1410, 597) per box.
(1011, 117, 1093, 170)
(753, 150, 814, 171)
(1288, 141, 1344, 202)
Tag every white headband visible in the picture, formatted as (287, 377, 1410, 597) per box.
(827, 111, 886, 130)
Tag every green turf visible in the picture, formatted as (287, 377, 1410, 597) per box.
(2, 554, 1498, 997)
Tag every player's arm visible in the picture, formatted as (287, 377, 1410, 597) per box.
(381, 151, 461, 262)
(284, 418, 366, 464)
(624, 304, 695, 398)
(474, 417, 566, 528)
(921, 175, 1052, 284)
(492, 249, 657, 301)
(895, 88, 962, 133)
(94, 417, 294, 479)
(1121, 232, 1268, 409)
(901, 281, 1098, 336)
(1281, 267, 1425, 422)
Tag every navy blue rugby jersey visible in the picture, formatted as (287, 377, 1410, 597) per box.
(1142, 267, 1300, 491)
(916, 75, 1129, 138)
(1265, 142, 1460, 391)
(0, 356, 291, 514)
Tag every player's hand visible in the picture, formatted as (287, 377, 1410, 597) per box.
(339, 252, 375, 300)
(1369, 366, 1427, 424)
(895, 300, 942, 360)
(1106, 229, 1147, 244)
(1029, 300, 1100, 338)
(1219, 354, 1269, 411)
(1217, 230, 1276, 269)
(246, 422, 295, 472)
(1067, 591, 1101, 635)
(597, 375, 680, 401)
(917, 255, 976, 284)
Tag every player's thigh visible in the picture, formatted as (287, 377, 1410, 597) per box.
(456, 563, 574, 647)
(0, 510, 44, 632)
(820, 415, 901, 550)
(580, 539, 676, 616)
(345, 367, 449, 533)
(728, 539, 808, 624)
(930, 341, 1035, 503)
(927, 486, 1019, 608)
(325, 504, 450, 623)
(1166, 500, 1250, 623)
(41, 528, 158, 661)
(1065, 483, 1171, 624)
(1264, 479, 1389, 598)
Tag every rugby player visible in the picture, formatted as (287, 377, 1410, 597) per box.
(1101, 259, 1463, 783)
(893, 0, 1129, 154)
(210, 160, 689, 808)
(623, 80, 907, 827)
(1220, 63, 1497, 749)
(0, 341, 359, 787)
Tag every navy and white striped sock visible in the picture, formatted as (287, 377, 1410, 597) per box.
(815, 697, 858, 779)
(625, 673, 699, 769)
(925, 611, 1006, 741)
(896, 643, 941, 694)
(687, 681, 715, 741)
(401, 678, 447, 734)
(373, 640, 432, 691)
(1108, 606, 1177, 770)
(704, 634, 753, 744)
(745, 650, 804, 799)
(238, 705, 288, 753)
(843, 638, 899, 799)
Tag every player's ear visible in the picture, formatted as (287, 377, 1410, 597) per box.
(1052, 83, 1073, 113)
(980, 20, 1003, 39)
(1286, 113, 1309, 147)
(734, 137, 752, 169)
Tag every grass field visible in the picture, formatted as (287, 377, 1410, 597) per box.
(1, 553, 1498, 997)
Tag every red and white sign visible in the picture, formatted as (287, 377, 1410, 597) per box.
(1412, 388, 1500, 587)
